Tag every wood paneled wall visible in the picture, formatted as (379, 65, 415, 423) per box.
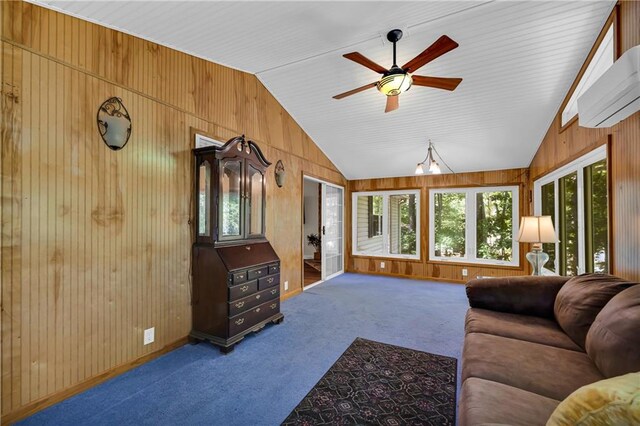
(0, 1, 345, 421)
(529, 1, 640, 281)
(347, 169, 531, 282)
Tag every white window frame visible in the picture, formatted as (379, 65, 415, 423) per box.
(351, 189, 421, 260)
(533, 145, 607, 275)
(429, 186, 520, 266)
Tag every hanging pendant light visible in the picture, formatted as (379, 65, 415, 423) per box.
(415, 140, 442, 175)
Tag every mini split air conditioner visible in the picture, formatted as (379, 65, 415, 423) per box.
(578, 45, 640, 128)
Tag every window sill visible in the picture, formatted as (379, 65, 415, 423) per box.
(428, 257, 521, 269)
(351, 253, 421, 262)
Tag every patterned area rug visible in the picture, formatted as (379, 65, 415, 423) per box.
(282, 338, 457, 425)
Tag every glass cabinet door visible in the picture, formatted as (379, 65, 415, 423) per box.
(247, 164, 265, 237)
(197, 160, 212, 238)
(220, 159, 243, 239)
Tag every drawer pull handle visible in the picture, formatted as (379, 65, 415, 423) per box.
(267, 278, 274, 284)
(256, 294, 261, 299)
(235, 318, 244, 325)
(270, 303, 277, 309)
(240, 285, 249, 292)
(271, 289, 277, 295)
(256, 308, 261, 313)
(235, 301, 244, 308)
(257, 271, 262, 275)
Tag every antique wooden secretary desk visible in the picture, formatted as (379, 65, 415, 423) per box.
(190, 135, 283, 353)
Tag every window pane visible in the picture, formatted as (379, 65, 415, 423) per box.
(559, 172, 579, 275)
(221, 160, 242, 237)
(248, 166, 263, 236)
(476, 191, 513, 261)
(198, 160, 211, 236)
(584, 159, 609, 273)
(356, 195, 383, 254)
(389, 194, 417, 256)
(541, 182, 556, 272)
(434, 193, 466, 258)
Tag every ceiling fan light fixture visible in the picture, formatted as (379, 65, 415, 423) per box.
(377, 72, 412, 96)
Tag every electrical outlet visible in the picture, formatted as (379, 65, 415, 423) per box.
(380, 262, 385, 269)
(462, 268, 468, 277)
(143, 327, 155, 345)
(284, 281, 289, 291)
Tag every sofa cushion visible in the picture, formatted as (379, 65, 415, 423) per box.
(467, 275, 570, 319)
(465, 308, 582, 352)
(554, 274, 636, 349)
(586, 285, 640, 378)
(462, 333, 604, 401)
(460, 377, 560, 426)
(546, 372, 640, 426)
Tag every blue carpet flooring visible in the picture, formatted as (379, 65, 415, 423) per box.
(20, 273, 469, 425)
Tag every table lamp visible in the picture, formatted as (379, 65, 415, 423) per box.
(517, 216, 558, 275)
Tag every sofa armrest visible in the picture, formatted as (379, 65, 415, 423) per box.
(465, 275, 571, 319)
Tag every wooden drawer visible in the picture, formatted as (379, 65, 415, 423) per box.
(228, 280, 257, 301)
(264, 286, 280, 300)
(228, 299, 280, 336)
(247, 266, 268, 280)
(228, 271, 248, 285)
(268, 263, 280, 275)
(258, 274, 280, 290)
(228, 286, 279, 317)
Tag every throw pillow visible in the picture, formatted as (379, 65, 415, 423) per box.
(546, 372, 640, 426)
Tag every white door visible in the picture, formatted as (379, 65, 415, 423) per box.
(321, 184, 344, 280)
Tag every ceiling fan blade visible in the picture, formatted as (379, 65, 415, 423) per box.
(333, 82, 377, 100)
(402, 35, 459, 73)
(412, 75, 462, 91)
(385, 95, 399, 113)
(343, 52, 388, 74)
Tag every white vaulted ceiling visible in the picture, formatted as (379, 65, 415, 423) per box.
(31, 1, 615, 179)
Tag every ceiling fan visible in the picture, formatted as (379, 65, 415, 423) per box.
(333, 29, 462, 113)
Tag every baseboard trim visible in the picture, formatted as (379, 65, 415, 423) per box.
(282, 288, 303, 300)
(2, 336, 189, 425)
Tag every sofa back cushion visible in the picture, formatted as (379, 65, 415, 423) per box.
(586, 285, 640, 377)
(554, 274, 636, 349)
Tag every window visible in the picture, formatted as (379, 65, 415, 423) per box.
(352, 190, 420, 259)
(429, 186, 519, 266)
(561, 22, 615, 126)
(534, 146, 609, 275)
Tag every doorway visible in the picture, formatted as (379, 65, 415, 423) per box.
(302, 176, 344, 289)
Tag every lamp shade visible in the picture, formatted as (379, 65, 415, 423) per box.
(517, 216, 558, 243)
(415, 163, 425, 175)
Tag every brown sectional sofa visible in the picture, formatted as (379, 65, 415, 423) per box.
(459, 274, 640, 425)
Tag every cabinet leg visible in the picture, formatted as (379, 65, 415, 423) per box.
(220, 344, 235, 354)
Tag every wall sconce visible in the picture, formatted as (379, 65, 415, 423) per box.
(97, 97, 132, 151)
(274, 160, 285, 188)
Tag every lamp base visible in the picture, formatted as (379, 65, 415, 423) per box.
(526, 248, 549, 276)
